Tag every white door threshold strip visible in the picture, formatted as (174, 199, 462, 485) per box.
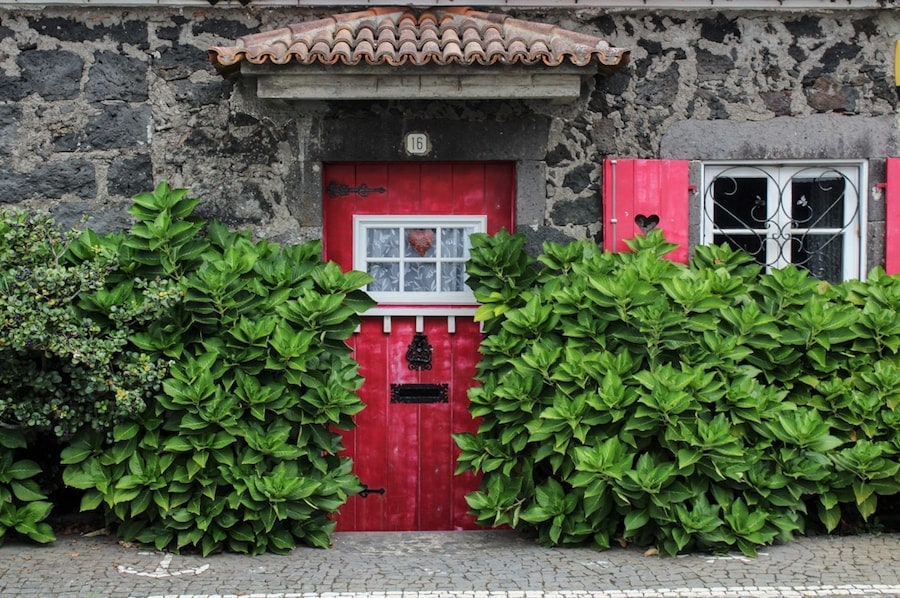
(141, 587, 900, 598)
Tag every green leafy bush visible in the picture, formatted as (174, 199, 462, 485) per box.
(456, 230, 900, 556)
(0, 429, 54, 545)
(62, 183, 374, 555)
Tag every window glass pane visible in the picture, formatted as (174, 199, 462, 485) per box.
(367, 263, 399, 292)
(405, 228, 437, 258)
(441, 228, 471, 258)
(368, 228, 400, 258)
(404, 263, 437, 292)
(441, 262, 467, 292)
(712, 177, 769, 229)
(791, 177, 846, 229)
(792, 234, 843, 284)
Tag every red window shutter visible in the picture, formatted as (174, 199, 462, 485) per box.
(602, 159, 690, 264)
(886, 158, 900, 275)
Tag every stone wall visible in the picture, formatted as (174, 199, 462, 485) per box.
(0, 6, 897, 261)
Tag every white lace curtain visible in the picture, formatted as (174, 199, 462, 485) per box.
(366, 226, 470, 293)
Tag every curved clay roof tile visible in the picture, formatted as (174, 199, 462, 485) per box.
(419, 11, 439, 26)
(374, 42, 396, 64)
(286, 42, 310, 63)
(527, 40, 553, 65)
(484, 39, 507, 62)
(441, 43, 464, 63)
(376, 28, 397, 47)
(440, 28, 461, 46)
(246, 43, 282, 63)
(506, 38, 528, 55)
(351, 40, 374, 63)
(331, 40, 354, 64)
(355, 26, 375, 47)
(309, 40, 333, 64)
(285, 21, 319, 36)
(398, 39, 419, 58)
(399, 27, 418, 45)
(420, 27, 440, 46)
(460, 24, 482, 46)
(462, 40, 486, 64)
(334, 27, 354, 45)
(311, 29, 334, 46)
(420, 28, 440, 47)
(482, 25, 503, 43)
(420, 39, 442, 58)
(375, 19, 396, 37)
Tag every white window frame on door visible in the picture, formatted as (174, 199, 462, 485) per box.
(353, 215, 486, 308)
(700, 160, 867, 282)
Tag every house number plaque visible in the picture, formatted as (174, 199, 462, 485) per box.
(405, 132, 430, 156)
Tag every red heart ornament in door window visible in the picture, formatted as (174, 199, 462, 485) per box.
(407, 229, 435, 257)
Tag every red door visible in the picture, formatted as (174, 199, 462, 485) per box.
(323, 162, 515, 531)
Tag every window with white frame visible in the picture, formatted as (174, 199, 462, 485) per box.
(700, 162, 866, 282)
(353, 215, 486, 305)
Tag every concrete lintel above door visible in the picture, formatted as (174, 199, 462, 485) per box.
(242, 63, 593, 101)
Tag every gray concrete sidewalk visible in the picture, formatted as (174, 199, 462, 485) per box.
(0, 530, 898, 598)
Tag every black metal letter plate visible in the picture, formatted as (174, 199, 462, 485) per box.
(390, 383, 449, 404)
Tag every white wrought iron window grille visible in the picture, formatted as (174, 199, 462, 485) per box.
(701, 162, 867, 283)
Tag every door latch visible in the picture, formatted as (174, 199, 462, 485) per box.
(326, 182, 386, 199)
(359, 485, 386, 498)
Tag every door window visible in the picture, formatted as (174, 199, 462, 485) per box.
(354, 216, 486, 304)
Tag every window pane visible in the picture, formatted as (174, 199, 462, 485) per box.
(368, 263, 399, 292)
(404, 263, 436, 292)
(792, 234, 843, 283)
(791, 176, 846, 229)
(441, 262, 467, 292)
(441, 228, 471, 258)
(712, 177, 769, 228)
(405, 228, 437, 258)
(714, 233, 766, 264)
(368, 228, 400, 258)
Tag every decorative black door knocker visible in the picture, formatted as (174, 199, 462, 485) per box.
(406, 332, 433, 370)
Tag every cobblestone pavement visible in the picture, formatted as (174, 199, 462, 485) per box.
(0, 530, 898, 598)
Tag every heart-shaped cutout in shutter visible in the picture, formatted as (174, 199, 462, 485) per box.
(635, 214, 660, 234)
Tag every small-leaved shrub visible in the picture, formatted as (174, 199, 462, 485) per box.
(456, 229, 900, 556)
(0, 208, 172, 544)
(0, 208, 171, 436)
(62, 183, 374, 555)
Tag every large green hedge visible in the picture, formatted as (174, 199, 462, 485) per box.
(456, 230, 900, 556)
(59, 184, 373, 554)
(2, 185, 372, 552)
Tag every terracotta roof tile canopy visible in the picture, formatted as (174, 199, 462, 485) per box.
(208, 7, 629, 101)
